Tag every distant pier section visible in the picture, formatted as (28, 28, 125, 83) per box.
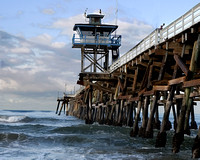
(56, 4, 200, 158)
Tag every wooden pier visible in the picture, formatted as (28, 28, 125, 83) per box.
(56, 4, 200, 158)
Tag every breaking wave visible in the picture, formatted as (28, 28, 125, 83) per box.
(0, 115, 33, 123)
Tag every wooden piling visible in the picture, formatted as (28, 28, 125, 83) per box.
(145, 92, 159, 138)
(139, 96, 150, 137)
(156, 44, 186, 147)
(130, 98, 142, 137)
(192, 127, 200, 158)
(172, 35, 200, 153)
(56, 100, 60, 114)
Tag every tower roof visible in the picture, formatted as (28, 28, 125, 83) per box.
(73, 24, 118, 33)
(86, 14, 104, 19)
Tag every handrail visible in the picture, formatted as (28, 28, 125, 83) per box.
(72, 34, 121, 47)
(109, 3, 200, 73)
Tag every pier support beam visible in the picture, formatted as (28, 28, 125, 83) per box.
(130, 98, 142, 137)
(139, 96, 150, 137)
(56, 100, 60, 114)
(156, 44, 186, 147)
(192, 127, 200, 158)
(85, 86, 94, 124)
(172, 35, 200, 153)
(145, 92, 159, 138)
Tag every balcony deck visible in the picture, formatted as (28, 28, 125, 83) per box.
(72, 34, 121, 49)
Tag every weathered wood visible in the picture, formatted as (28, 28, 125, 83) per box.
(143, 90, 154, 96)
(118, 77, 124, 91)
(183, 79, 200, 88)
(156, 44, 186, 147)
(58, 102, 64, 116)
(174, 54, 189, 76)
(127, 102, 133, 127)
(146, 50, 168, 138)
(89, 82, 114, 93)
(139, 96, 150, 137)
(153, 62, 163, 67)
(184, 36, 200, 135)
(192, 127, 200, 158)
(56, 100, 60, 114)
(190, 104, 197, 129)
(117, 100, 124, 126)
(117, 95, 132, 100)
(173, 35, 200, 153)
(154, 48, 173, 55)
(86, 86, 93, 124)
(172, 104, 178, 130)
(130, 99, 142, 137)
(114, 103, 120, 125)
(153, 85, 169, 91)
(129, 96, 140, 102)
(138, 88, 146, 97)
(132, 67, 138, 93)
(147, 65, 153, 88)
(114, 81, 120, 100)
(65, 102, 69, 116)
(145, 92, 159, 138)
(168, 76, 186, 86)
(140, 59, 153, 90)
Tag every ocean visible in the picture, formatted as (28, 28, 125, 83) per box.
(0, 110, 199, 160)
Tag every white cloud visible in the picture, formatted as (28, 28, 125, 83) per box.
(8, 98, 23, 104)
(0, 78, 19, 90)
(30, 33, 53, 45)
(51, 14, 85, 37)
(52, 42, 66, 48)
(0, 30, 80, 97)
(117, 19, 154, 54)
(10, 47, 31, 54)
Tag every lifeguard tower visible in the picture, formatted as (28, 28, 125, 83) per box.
(72, 11, 121, 81)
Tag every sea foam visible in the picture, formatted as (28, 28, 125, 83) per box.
(0, 115, 27, 123)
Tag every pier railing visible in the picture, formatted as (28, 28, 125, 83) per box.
(110, 3, 200, 73)
(110, 29, 159, 72)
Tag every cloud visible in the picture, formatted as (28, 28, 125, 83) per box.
(42, 8, 55, 15)
(0, 78, 19, 90)
(0, 12, 154, 110)
(30, 33, 53, 45)
(10, 47, 31, 54)
(0, 30, 80, 110)
(117, 19, 154, 54)
(51, 42, 66, 48)
(51, 14, 85, 37)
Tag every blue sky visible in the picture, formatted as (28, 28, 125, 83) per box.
(0, 0, 199, 111)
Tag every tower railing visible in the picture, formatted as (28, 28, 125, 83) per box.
(109, 3, 200, 73)
(72, 34, 121, 47)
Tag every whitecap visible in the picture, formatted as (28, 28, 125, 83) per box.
(0, 115, 27, 123)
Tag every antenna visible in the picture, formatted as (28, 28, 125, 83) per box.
(84, 8, 88, 22)
(84, 8, 88, 17)
(115, 0, 118, 26)
(115, 0, 118, 36)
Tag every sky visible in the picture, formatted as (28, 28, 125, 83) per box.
(0, 0, 199, 111)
